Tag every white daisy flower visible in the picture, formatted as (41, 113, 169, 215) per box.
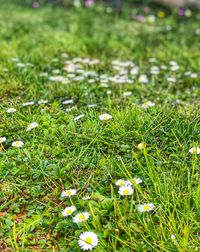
(148, 58, 156, 63)
(141, 101, 155, 109)
(137, 203, 155, 212)
(61, 53, 69, 58)
(98, 113, 112, 121)
(38, 99, 48, 104)
(52, 69, 61, 74)
(171, 234, 178, 245)
(137, 142, 147, 150)
(115, 179, 132, 187)
(150, 66, 160, 75)
(78, 231, 98, 251)
(138, 74, 148, 83)
(130, 67, 139, 75)
(74, 114, 84, 121)
(100, 83, 109, 88)
(170, 65, 179, 71)
(26, 122, 38, 131)
(73, 212, 90, 223)
(61, 206, 76, 217)
(16, 63, 25, 68)
(190, 73, 198, 78)
(118, 186, 134, 196)
(0, 137, 7, 143)
(189, 147, 200, 154)
(133, 178, 142, 184)
(160, 65, 168, 70)
(22, 101, 34, 106)
(167, 77, 176, 83)
(88, 104, 97, 108)
(82, 196, 91, 200)
(184, 71, 192, 76)
(62, 99, 74, 105)
(12, 141, 24, 148)
(123, 91, 132, 98)
(6, 108, 16, 113)
(61, 189, 77, 197)
(171, 234, 176, 240)
(169, 61, 178, 66)
(39, 72, 48, 77)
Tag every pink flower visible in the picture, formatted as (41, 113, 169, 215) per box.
(32, 2, 39, 9)
(85, 0, 94, 7)
(136, 15, 145, 22)
(178, 8, 185, 16)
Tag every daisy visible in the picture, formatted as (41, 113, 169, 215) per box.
(141, 101, 155, 109)
(0, 137, 7, 143)
(190, 73, 198, 78)
(74, 114, 84, 121)
(138, 74, 148, 83)
(137, 142, 146, 150)
(12, 141, 24, 148)
(137, 203, 155, 212)
(78, 231, 98, 251)
(62, 99, 74, 105)
(170, 65, 179, 71)
(22, 101, 34, 106)
(189, 147, 200, 154)
(61, 189, 77, 197)
(171, 234, 178, 245)
(115, 179, 132, 187)
(98, 113, 112, 121)
(39, 72, 48, 77)
(118, 186, 134, 196)
(61, 206, 76, 217)
(6, 108, 16, 113)
(133, 177, 142, 184)
(123, 91, 132, 98)
(26, 122, 38, 131)
(82, 196, 91, 200)
(148, 58, 156, 63)
(38, 99, 48, 104)
(73, 212, 90, 223)
(167, 77, 176, 83)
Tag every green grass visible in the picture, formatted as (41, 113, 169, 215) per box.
(0, 1, 200, 251)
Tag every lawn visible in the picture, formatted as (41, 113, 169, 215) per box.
(0, 1, 200, 251)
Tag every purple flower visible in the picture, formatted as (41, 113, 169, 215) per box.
(85, 0, 94, 7)
(136, 15, 145, 22)
(32, 2, 39, 9)
(178, 8, 185, 16)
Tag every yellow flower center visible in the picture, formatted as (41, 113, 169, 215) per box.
(192, 148, 197, 154)
(85, 237, 92, 245)
(123, 189, 129, 195)
(66, 190, 72, 195)
(66, 209, 72, 214)
(78, 214, 85, 220)
(143, 205, 151, 211)
(119, 182, 125, 186)
(157, 11, 165, 18)
(15, 141, 21, 146)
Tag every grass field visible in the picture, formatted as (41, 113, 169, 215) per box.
(0, 1, 200, 251)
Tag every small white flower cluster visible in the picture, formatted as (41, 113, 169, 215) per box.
(1, 121, 38, 149)
(115, 178, 155, 213)
(116, 178, 142, 196)
(60, 188, 96, 250)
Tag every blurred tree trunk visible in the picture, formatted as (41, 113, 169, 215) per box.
(114, 0, 122, 14)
